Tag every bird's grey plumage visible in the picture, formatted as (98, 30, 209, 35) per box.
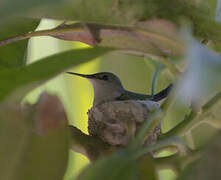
(66, 72, 172, 106)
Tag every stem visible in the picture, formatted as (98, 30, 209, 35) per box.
(202, 91, 221, 113)
(153, 149, 201, 174)
(135, 136, 189, 159)
(131, 108, 162, 148)
(151, 65, 163, 96)
(0, 27, 85, 47)
(159, 110, 198, 140)
(159, 91, 221, 140)
(122, 50, 181, 77)
(68, 125, 115, 161)
(185, 132, 195, 149)
(155, 57, 180, 77)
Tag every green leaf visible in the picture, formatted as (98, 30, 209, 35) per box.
(0, 0, 144, 25)
(77, 150, 139, 180)
(138, 156, 157, 180)
(0, 47, 112, 102)
(0, 18, 39, 70)
(0, 21, 184, 60)
(0, 0, 61, 19)
(1, 0, 221, 46)
(178, 132, 221, 180)
(0, 93, 68, 180)
(216, 0, 221, 22)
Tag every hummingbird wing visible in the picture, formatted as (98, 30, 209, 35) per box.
(152, 84, 173, 101)
(116, 84, 173, 102)
(116, 91, 152, 101)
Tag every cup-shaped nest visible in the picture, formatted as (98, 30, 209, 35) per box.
(88, 100, 160, 146)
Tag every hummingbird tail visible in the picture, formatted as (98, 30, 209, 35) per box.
(152, 84, 173, 101)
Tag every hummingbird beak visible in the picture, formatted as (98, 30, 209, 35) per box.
(66, 72, 95, 79)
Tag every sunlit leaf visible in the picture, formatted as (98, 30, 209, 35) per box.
(77, 150, 139, 180)
(0, 47, 112, 102)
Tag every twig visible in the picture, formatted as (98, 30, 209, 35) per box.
(202, 91, 221, 113)
(135, 136, 190, 158)
(153, 149, 201, 174)
(159, 110, 198, 140)
(159, 91, 221, 140)
(122, 50, 181, 77)
(151, 64, 163, 96)
(68, 125, 117, 161)
(131, 108, 163, 148)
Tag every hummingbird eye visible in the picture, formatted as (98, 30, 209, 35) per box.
(102, 75, 109, 81)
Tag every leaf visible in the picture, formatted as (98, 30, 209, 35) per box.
(178, 132, 221, 180)
(0, 0, 61, 19)
(1, 0, 221, 47)
(0, 18, 39, 70)
(215, 0, 221, 22)
(77, 150, 139, 180)
(0, 93, 68, 180)
(192, 0, 217, 19)
(0, 22, 184, 59)
(0, 0, 146, 25)
(0, 47, 112, 102)
(138, 156, 157, 180)
(53, 22, 184, 58)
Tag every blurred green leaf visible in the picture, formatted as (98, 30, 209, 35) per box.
(0, 93, 68, 180)
(0, 47, 112, 102)
(178, 132, 221, 180)
(215, 0, 221, 22)
(177, 161, 198, 180)
(1, 0, 221, 46)
(193, 0, 217, 19)
(77, 150, 139, 180)
(138, 156, 157, 180)
(0, 0, 61, 19)
(0, 0, 145, 24)
(0, 18, 39, 70)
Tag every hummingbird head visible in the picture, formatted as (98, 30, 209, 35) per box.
(66, 72, 125, 106)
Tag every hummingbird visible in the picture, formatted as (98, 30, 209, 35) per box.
(66, 72, 172, 106)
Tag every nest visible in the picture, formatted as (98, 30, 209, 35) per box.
(88, 100, 161, 146)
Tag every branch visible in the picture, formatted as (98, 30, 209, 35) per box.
(202, 91, 221, 113)
(159, 91, 221, 140)
(153, 149, 201, 174)
(135, 136, 190, 158)
(151, 64, 164, 96)
(122, 50, 181, 77)
(68, 125, 118, 161)
(131, 108, 163, 148)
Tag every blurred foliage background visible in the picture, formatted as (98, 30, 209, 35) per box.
(1, 0, 221, 180)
